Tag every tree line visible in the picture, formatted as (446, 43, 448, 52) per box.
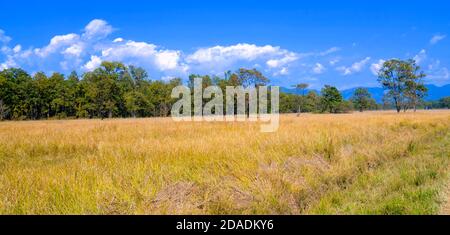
(0, 59, 448, 121)
(282, 59, 442, 114)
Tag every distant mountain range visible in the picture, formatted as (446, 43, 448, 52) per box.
(281, 84, 450, 103)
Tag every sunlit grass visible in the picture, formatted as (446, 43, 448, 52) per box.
(0, 110, 449, 214)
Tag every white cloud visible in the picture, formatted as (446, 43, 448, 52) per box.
(82, 55, 102, 71)
(426, 59, 449, 84)
(265, 53, 298, 68)
(187, 43, 285, 64)
(83, 19, 113, 39)
(337, 57, 371, 75)
(293, 47, 340, 59)
(329, 58, 340, 66)
(0, 29, 11, 44)
(370, 59, 385, 76)
(101, 40, 157, 58)
(319, 47, 340, 56)
(413, 49, 426, 64)
(99, 40, 187, 72)
(34, 33, 80, 57)
(186, 43, 298, 75)
(279, 67, 289, 75)
(428, 59, 440, 70)
(430, 34, 446, 45)
(154, 50, 183, 70)
(1, 19, 347, 81)
(12, 45, 21, 53)
(1, 46, 9, 54)
(0, 56, 17, 70)
(5, 19, 419, 88)
(427, 67, 449, 84)
(312, 63, 325, 74)
(63, 43, 84, 57)
(273, 67, 289, 76)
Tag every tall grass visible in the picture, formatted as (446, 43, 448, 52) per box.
(0, 111, 449, 214)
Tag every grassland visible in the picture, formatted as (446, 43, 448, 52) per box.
(0, 111, 450, 215)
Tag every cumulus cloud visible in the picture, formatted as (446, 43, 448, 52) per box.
(98, 40, 187, 72)
(12, 45, 21, 53)
(185, 43, 299, 75)
(0, 19, 186, 74)
(1, 19, 348, 84)
(337, 57, 371, 75)
(413, 49, 426, 64)
(187, 43, 291, 65)
(83, 19, 114, 39)
(266, 53, 298, 68)
(0, 56, 17, 70)
(430, 34, 446, 45)
(34, 33, 80, 57)
(1, 19, 114, 71)
(370, 59, 385, 76)
(82, 55, 102, 71)
(1, 19, 346, 83)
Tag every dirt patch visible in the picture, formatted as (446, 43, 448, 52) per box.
(440, 181, 450, 215)
(283, 156, 331, 172)
(215, 185, 254, 210)
(149, 182, 203, 214)
(97, 193, 134, 214)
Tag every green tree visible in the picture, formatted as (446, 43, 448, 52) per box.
(237, 68, 269, 87)
(292, 83, 309, 114)
(403, 60, 427, 112)
(351, 88, 372, 112)
(125, 90, 149, 117)
(66, 71, 80, 117)
(48, 72, 67, 118)
(0, 68, 34, 119)
(320, 85, 343, 113)
(83, 62, 128, 118)
(0, 73, 10, 120)
(377, 59, 427, 113)
(33, 72, 51, 119)
(439, 97, 450, 108)
(303, 91, 321, 113)
(279, 93, 297, 113)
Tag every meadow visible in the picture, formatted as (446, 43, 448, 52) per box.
(0, 111, 450, 215)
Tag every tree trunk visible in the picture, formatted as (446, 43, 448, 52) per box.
(394, 97, 401, 113)
(0, 100, 4, 121)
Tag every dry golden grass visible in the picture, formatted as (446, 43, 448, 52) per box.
(441, 180, 450, 215)
(1, 110, 450, 214)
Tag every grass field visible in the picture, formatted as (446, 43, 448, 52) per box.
(1, 111, 450, 215)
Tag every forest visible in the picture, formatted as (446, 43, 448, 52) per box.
(1, 60, 449, 121)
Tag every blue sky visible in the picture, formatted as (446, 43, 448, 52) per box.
(1, 0, 450, 89)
